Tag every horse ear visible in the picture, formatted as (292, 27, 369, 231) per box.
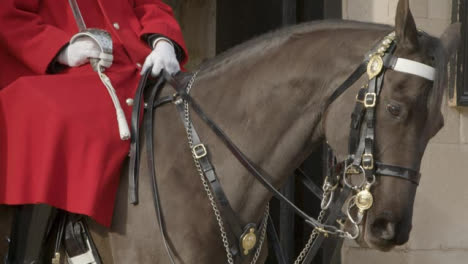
(440, 23, 461, 58)
(395, 0, 419, 50)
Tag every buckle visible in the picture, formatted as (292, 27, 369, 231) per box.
(362, 153, 374, 170)
(345, 165, 363, 175)
(172, 93, 183, 105)
(192, 144, 207, 159)
(364, 93, 377, 108)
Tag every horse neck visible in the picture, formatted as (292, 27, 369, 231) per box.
(189, 25, 388, 222)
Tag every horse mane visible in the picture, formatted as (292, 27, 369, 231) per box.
(198, 20, 392, 72)
(419, 33, 447, 117)
(197, 19, 445, 117)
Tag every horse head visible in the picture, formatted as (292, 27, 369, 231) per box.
(324, 0, 460, 251)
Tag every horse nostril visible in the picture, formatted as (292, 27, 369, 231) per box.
(371, 218, 396, 241)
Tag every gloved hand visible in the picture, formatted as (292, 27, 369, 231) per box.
(57, 37, 101, 67)
(141, 38, 180, 77)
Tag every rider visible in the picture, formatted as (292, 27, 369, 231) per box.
(0, 0, 187, 262)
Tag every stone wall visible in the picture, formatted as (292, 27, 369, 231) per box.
(341, 1, 468, 263)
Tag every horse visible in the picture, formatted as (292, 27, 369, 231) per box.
(0, 0, 460, 262)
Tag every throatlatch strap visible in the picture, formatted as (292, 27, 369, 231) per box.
(348, 88, 367, 154)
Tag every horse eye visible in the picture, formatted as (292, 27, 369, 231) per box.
(387, 103, 401, 116)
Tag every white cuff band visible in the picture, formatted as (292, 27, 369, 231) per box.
(152, 37, 174, 49)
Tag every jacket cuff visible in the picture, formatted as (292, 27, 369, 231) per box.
(46, 43, 69, 74)
(145, 33, 186, 63)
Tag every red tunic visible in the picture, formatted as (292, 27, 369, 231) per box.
(0, 0, 187, 226)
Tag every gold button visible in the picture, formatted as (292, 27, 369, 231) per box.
(113, 22, 120, 30)
(126, 98, 134, 106)
(136, 63, 142, 68)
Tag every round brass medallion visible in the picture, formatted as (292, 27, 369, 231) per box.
(242, 228, 257, 255)
(367, 55, 384, 80)
(355, 189, 373, 211)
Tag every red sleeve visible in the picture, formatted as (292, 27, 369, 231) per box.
(0, 0, 72, 74)
(132, 0, 188, 65)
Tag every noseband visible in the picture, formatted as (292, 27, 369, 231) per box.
(128, 31, 435, 264)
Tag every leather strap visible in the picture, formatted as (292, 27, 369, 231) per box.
(296, 169, 323, 200)
(128, 69, 152, 204)
(323, 143, 338, 187)
(54, 212, 66, 255)
(266, 216, 287, 264)
(302, 187, 351, 264)
(323, 62, 367, 111)
(174, 99, 246, 259)
(145, 74, 178, 264)
(348, 88, 367, 155)
(334, 159, 421, 186)
(375, 162, 421, 185)
(362, 72, 384, 180)
(175, 87, 339, 231)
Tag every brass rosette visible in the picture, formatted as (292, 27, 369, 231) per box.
(355, 189, 374, 211)
(241, 227, 257, 255)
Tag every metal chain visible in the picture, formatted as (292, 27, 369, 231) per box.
(250, 203, 270, 264)
(184, 71, 270, 264)
(293, 209, 326, 264)
(185, 71, 198, 94)
(183, 71, 235, 264)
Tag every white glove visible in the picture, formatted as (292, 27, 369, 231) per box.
(141, 38, 180, 76)
(57, 37, 101, 67)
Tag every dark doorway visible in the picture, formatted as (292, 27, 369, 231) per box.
(216, 1, 342, 263)
(216, 0, 342, 54)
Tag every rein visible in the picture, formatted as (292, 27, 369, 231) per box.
(127, 31, 435, 264)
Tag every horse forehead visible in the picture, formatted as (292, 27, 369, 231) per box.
(383, 71, 431, 100)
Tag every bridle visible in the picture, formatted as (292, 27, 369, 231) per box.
(127, 31, 436, 264)
(320, 31, 429, 238)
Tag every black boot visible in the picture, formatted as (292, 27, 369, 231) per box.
(6, 204, 57, 264)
